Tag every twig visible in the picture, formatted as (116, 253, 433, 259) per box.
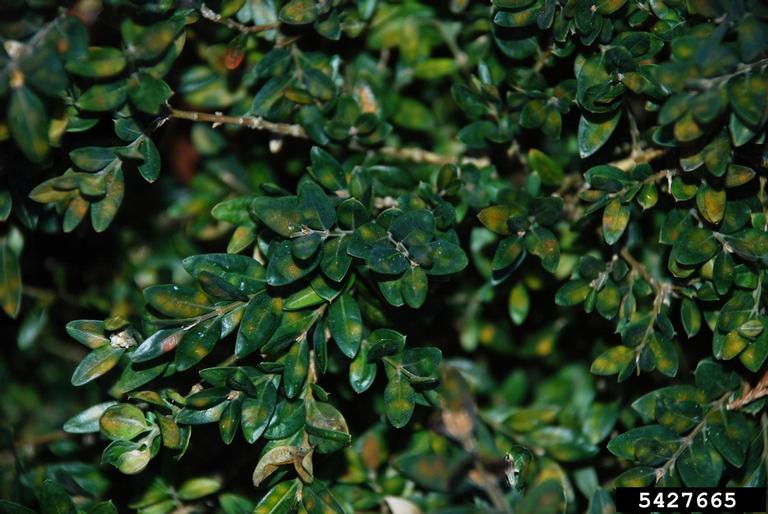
(655, 393, 729, 482)
(15, 430, 69, 448)
(167, 107, 491, 167)
(728, 369, 768, 410)
(609, 147, 666, 172)
(169, 107, 307, 138)
(375, 145, 490, 167)
(556, 147, 668, 200)
(533, 45, 552, 73)
(199, 4, 278, 33)
(687, 57, 768, 90)
(620, 247, 659, 292)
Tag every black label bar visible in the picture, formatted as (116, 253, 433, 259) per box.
(615, 487, 766, 512)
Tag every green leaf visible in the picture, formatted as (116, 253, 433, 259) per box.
(198, 271, 249, 301)
(251, 75, 290, 116)
(177, 478, 222, 501)
(508, 282, 530, 325)
(739, 328, 768, 372)
(392, 98, 434, 131)
(66, 47, 127, 78)
(320, 236, 352, 282)
(590, 346, 633, 376)
(71, 345, 125, 386)
(327, 293, 362, 358)
(263, 399, 305, 439)
(613, 467, 655, 487)
(578, 110, 621, 158)
(0, 191, 10, 222)
(555, 279, 590, 306)
(413, 58, 458, 80)
(722, 228, 768, 260)
(695, 359, 740, 399)
(128, 73, 173, 114)
(219, 494, 254, 514)
(602, 198, 630, 245)
(298, 181, 336, 230)
(384, 374, 415, 428)
(524, 226, 559, 273)
(284, 286, 324, 311)
(706, 410, 750, 467)
(124, 19, 183, 61)
(677, 434, 720, 487)
(291, 232, 323, 260)
(528, 149, 565, 186)
(99, 404, 150, 440)
(367, 329, 406, 360)
(241, 382, 277, 443)
(302, 484, 344, 514)
(132, 328, 185, 363)
(266, 240, 319, 286)
(283, 338, 309, 399)
(680, 298, 701, 337)
(90, 165, 125, 232)
(427, 240, 468, 275)
(137, 138, 161, 183)
(9, 86, 49, 163)
(648, 336, 678, 377)
(696, 184, 725, 224)
(729, 72, 767, 127)
(717, 292, 754, 332)
(395, 453, 455, 493)
(671, 227, 719, 265)
(102, 439, 152, 474)
(219, 399, 241, 445)
(401, 267, 428, 308)
(584, 165, 632, 192)
(251, 196, 301, 237)
(402, 347, 441, 384)
(308, 147, 345, 191)
(0, 241, 21, 319)
(306, 399, 351, 451)
(279, 0, 317, 24)
(494, 3, 541, 27)
(183, 254, 267, 295)
(477, 205, 512, 235)
(77, 81, 127, 111)
(349, 339, 377, 393)
(63, 401, 118, 434)
(607, 424, 679, 462)
(253, 481, 298, 514)
(144, 284, 212, 318)
(174, 318, 222, 371)
(368, 243, 409, 274)
(492, 235, 525, 278)
(70, 147, 117, 172)
(38, 479, 76, 514)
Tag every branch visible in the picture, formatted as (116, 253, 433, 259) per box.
(167, 107, 490, 167)
(655, 393, 729, 482)
(15, 430, 69, 448)
(375, 145, 489, 167)
(620, 247, 659, 291)
(199, 4, 278, 33)
(728, 369, 768, 410)
(610, 147, 666, 172)
(169, 107, 307, 137)
(688, 57, 768, 90)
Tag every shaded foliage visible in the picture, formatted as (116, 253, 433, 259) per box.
(1, 0, 768, 513)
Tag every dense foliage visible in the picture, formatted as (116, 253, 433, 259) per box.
(2, 0, 768, 513)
